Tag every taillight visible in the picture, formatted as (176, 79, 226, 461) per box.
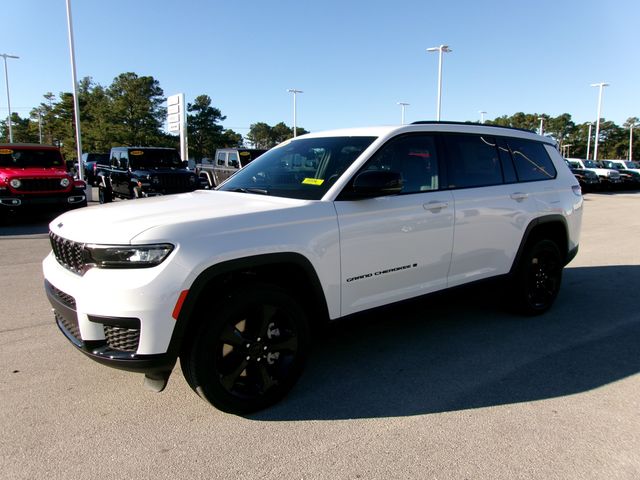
(572, 185, 582, 196)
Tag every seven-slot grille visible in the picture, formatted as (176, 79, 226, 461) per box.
(15, 178, 68, 192)
(49, 231, 85, 274)
(157, 175, 195, 192)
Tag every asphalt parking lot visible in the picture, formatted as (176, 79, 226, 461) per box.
(1, 192, 639, 479)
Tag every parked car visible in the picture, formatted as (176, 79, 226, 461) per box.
(196, 148, 266, 187)
(566, 161, 600, 192)
(0, 144, 86, 217)
(598, 160, 640, 188)
(96, 147, 200, 203)
(566, 158, 621, 189)
(81, 152, 110, 186)
(44, 122, 583, 413)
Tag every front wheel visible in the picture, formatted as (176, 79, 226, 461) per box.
(98, 186, 112, 204)
(512, 239, 563, 315)
(181, 284, 310, 414)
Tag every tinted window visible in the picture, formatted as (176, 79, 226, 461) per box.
(508, 139, 556, 182)
(0, 147, 64, 168)
(218, 136, 376, 200)
(128, 149, 182, 169)
(360, 134, 439, 194)
(217, 152, 226, 166)
(445, 134, 503, 188)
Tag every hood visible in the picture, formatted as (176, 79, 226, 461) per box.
(0, 166, 69, 179)
(131, 168, 195, 176)
(49, 190, 310, 244)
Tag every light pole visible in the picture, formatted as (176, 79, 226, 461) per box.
(1, 53, 19, 143)
(586, 123, 593, 161)
(287, 88, 303, 137)
(479, 111, 487, 123)
(426, 45, 452, 121)
(590, 82, 609, 162)
(538, 117, 545, 136)
(630, 124, 634, 161)
(65, 0, 85, 183)
(398, 102, 410, 124)
(562, 144, 573, 158)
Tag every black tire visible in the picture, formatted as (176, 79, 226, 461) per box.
(181, 283, 310, 414)
(98, 186, 112, 204)
(512, 239, 563, 315)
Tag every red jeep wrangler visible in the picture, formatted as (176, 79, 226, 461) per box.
(0, 144, 87, 215)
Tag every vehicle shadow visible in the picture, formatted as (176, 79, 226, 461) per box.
(252, 265, 640, 421)
(0, 211, 57, 237)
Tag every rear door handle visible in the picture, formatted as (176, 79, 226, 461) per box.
(510, 192, 529, 202)
(423, 201, 449, 212)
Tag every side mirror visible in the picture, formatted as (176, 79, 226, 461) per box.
(350, 170, 403, 198)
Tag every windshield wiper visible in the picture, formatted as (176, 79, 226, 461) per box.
(229, 187, 270, 195)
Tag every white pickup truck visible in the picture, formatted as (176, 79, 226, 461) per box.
(195, 148, 266, 187)
(566, 158, 621, 189)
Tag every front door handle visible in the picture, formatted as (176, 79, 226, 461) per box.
(510, 192, 529, 202)
(423, 201, 449, 212)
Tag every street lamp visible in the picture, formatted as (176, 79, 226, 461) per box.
(562, 144, 574, 158)
(66, 0, 90, 194)
(538, 117, 545, 136)
(590, 82, 609, 162)
(629, 124, 635, 161)
(426, 45, 452, 121)
(479, 111, 487, 123)
(1, 53, 19, 143)
(287, 88, 303, 138)
(585, 123, 593, 161)
(397, 102, 410, 125)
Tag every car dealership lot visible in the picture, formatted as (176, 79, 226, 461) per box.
(1, 193, 639, 479)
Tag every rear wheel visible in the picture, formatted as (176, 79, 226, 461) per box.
(181, 284, 310, 414)
(98, 186, 112, 204)
(512, 239, 563, 315)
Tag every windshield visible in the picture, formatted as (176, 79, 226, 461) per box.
(218, 136, 377, 200)
(583, 160, 598, 168)
(623, 161, 639, 168)
(129, 149, 182, 169)
(0, 147, 64, 168)
(568, 161, 581, 169)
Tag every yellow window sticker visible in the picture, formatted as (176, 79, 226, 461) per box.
(239, 151, 250, 156)
(302, 178, 324, 186)
(130, 150, 145, 156)
(0, 148, 14, 155)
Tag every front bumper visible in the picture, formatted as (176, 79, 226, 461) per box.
(0, 190, 86, 209)
(45, 279, 176, 374)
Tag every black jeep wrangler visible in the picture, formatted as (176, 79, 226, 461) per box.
(97, 147, 200, 203)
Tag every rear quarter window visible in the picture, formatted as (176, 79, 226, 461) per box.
(508, 139, 557, 182)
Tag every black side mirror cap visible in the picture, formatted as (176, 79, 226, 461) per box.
(350, 170, 403, 199)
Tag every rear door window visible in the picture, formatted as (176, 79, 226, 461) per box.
(507, 139, 557, 182)
(444, 134, 503, 189)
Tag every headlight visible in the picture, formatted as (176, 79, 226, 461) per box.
(60, 178, 71, 187)
(84, 244, 174, 269)
(9, 179, 21, 188)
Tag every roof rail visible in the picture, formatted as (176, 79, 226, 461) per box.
(410, 120, 536, 134)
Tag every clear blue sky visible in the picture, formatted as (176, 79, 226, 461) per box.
(2, 0, 638, 137)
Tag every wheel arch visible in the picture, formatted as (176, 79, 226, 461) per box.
(167, 253, 330, 358)
(509, 215, 570, 275)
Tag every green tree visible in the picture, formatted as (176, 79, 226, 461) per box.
(246, 122, 308, 149)
(246, 122, 273, 149)
(546, 113, 575, 150)
(187, 94, 226, 161)
(107, 72, 166, 145)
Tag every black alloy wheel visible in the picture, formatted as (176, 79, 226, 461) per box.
(182, 284, 310, 414)
(514, 239, 563, 315)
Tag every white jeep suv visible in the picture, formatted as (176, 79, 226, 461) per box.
(43, 122, 583, 413)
